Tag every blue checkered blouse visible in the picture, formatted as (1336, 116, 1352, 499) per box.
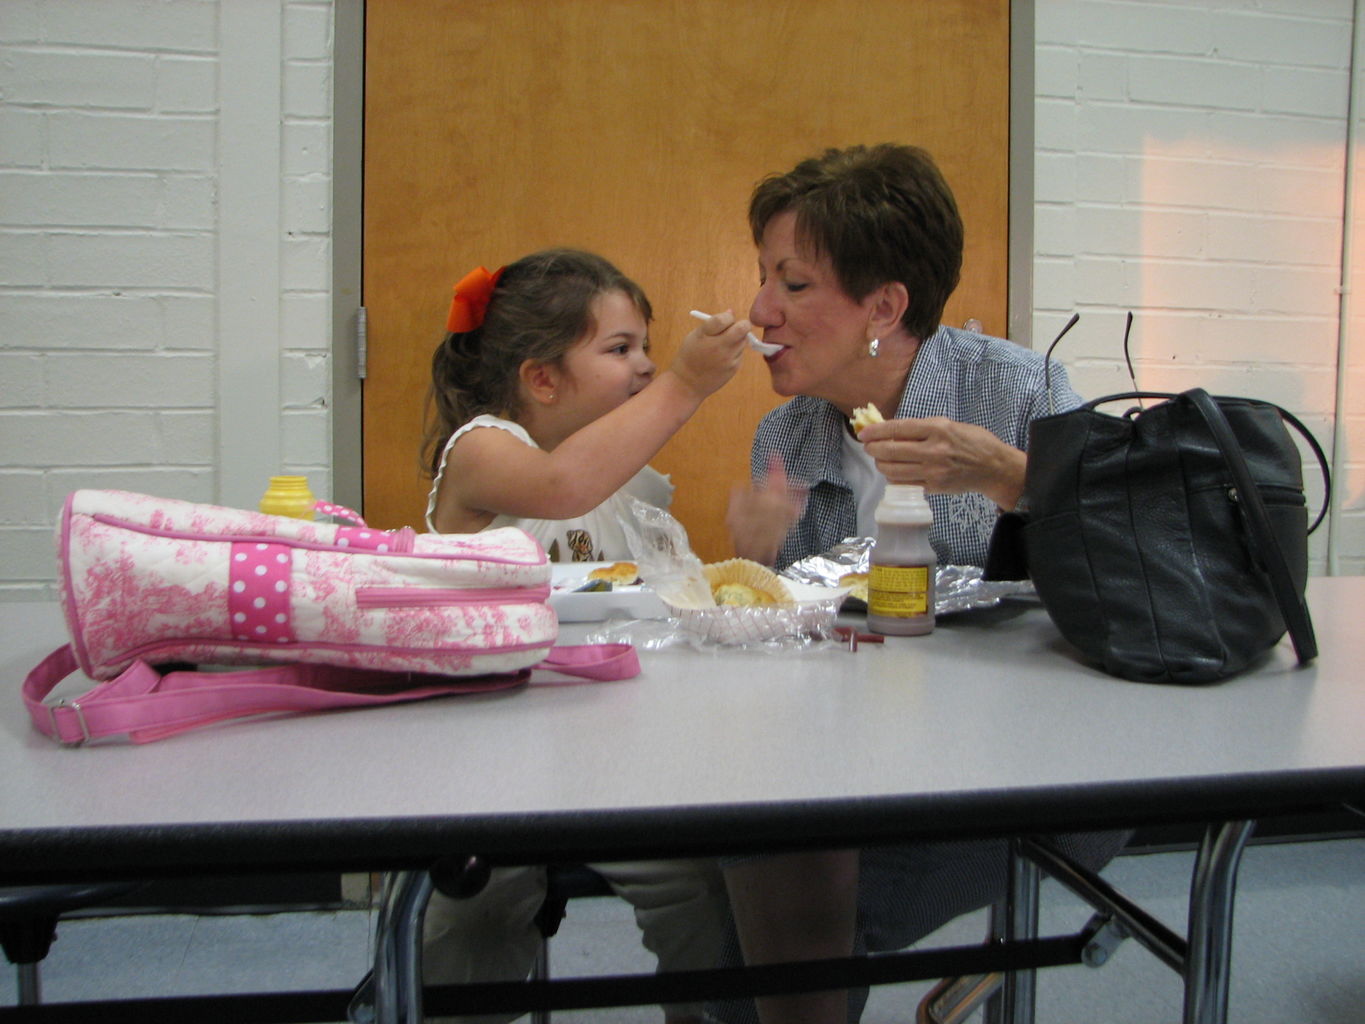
(751, 325, 1082, 569)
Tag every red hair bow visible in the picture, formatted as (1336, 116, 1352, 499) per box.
(446, 265, 506, 333)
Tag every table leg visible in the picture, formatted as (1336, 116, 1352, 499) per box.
(16, 962, 39, 1005)
(368, 873, 399, 1024)
(373, 869, 436, 1024)
(988, 838, 1040, 1024)
(1182, 820, 1254, 1024)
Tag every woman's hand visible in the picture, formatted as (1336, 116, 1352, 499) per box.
(726, 455, 807, 566)
(668, 311, 750, 399)
(858, 417, 1027, 511)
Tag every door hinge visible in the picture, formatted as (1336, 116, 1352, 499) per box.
(356, 306, 368, 380)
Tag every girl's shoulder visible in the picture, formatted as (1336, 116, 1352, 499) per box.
(426, 415, 538, 533)
(447, 413, 536, 449)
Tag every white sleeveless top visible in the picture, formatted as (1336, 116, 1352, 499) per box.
(425, 414, 674, 562)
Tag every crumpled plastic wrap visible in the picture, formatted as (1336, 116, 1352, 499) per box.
(590, 515, 1033, 652)
(611, 499, 846, 649)
(781, 536, 1036, 614)
(583, 612, 845, 654)
(616, 499, 712, 609)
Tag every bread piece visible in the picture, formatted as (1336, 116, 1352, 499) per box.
(713, 582, 778, 607)
(838, 572, 869, 603)
(588, 561, 639, 585)
(702, 559, 792, 606)
(850, 403, 884, 433)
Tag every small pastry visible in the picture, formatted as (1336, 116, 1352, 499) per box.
(850, 403, 884, 433)
(713, 582, 778, 606)
(702, 559, 792, 606)
(838, 572, 869, 603)
(588, 561, 639, 585)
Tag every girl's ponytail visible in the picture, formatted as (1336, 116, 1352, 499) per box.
(424, 325, 491, 478)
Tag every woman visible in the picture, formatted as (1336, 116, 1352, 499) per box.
(717, 144, 1125, 1024)
(726, 143, 1073, 570)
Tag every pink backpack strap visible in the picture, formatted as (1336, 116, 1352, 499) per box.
(538, 643, 640, 681)
(25, 642, 638, 744)
(313, 499, 367, 526)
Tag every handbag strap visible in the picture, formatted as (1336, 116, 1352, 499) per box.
(1183, 388, 1318, 666)
(24, 642, 640, 745)
(1086, 390, 1332, 534)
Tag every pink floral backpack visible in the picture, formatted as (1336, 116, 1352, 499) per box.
(24, 490, 638, 744)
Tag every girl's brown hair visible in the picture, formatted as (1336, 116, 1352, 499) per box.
(422, 248, 652, 477)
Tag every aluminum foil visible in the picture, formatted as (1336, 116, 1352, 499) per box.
(781, 536, 1036, 614)
(934, 564, 1036, 614)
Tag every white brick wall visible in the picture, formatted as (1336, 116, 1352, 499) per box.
(1033, 0, 1364, 573)
(2, 0, 1363, 598)
(0, 0, 332, 598)
(279, 0, 333, 498)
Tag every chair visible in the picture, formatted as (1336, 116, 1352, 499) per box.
(529, 864, 615, 1024)
(528, 867, 1111, 1024)
(352, 862, 615, 1024)
(386, 856, 1127, 1024)
(529, 868, 1029, 1024)
(0, 882, 142, 1005)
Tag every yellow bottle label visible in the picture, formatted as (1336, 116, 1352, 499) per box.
(868, 564, 930, 617)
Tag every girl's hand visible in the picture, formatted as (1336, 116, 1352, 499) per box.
(726, 455, 807, 566)
(858, 417, 1027, 511)
(669, 311, 750, 398)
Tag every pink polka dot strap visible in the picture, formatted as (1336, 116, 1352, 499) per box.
(229, 542, 295, 644)
(313, 500, 366, 527)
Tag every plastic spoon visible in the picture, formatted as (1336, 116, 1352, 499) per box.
(689, 310, 782, 356)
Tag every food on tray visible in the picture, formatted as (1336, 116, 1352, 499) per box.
(588, 561, 640, 585)
(838, 572, 869, 603)
(702, 559, 792, 606)
(849, 403, 884, 433)
(712, 582, 779, 606)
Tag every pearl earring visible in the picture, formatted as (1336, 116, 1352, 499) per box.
(868, 337, 880, 358)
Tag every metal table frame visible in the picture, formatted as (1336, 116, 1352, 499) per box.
(367, 820, 1258, 1024)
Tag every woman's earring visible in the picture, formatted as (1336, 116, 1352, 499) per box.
(868, 337, 880, 358)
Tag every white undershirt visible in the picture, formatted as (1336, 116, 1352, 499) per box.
(842, 427, 885, 539)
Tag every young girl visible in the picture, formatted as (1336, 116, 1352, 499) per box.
(418, 248, 749, 1024)
(424, 247, 748, 561)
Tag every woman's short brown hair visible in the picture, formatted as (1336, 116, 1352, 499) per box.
(748, 144, 963, 340)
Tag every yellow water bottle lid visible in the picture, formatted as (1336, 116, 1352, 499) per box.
(260, 476, 316, 519)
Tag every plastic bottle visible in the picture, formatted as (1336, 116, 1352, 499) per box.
(866, 484, 936, 636)
(259, 475, 316, 520)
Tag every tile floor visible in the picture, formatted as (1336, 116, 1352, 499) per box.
(3, 837, 1361, 1022)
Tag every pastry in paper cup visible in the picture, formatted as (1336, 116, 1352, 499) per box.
(702, 559, 792, 606)
(658, 559, 841, 644)
(669, 584, 843, 645)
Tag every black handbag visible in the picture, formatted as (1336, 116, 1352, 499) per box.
(987, 387, 1330, 684)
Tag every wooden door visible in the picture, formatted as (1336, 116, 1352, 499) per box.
(363, 0, 1010, 560)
